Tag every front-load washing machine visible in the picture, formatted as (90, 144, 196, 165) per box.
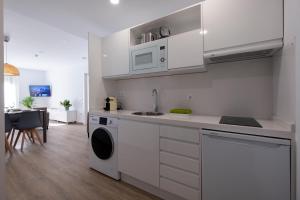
(89, 114, 120, 180)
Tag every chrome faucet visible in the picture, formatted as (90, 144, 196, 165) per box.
(152, 89, 159, 113)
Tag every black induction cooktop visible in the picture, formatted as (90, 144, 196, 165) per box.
(219, 116, 263, 128)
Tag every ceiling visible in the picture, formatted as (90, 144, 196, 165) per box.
(4, 0, 201, 71)
(5, 0, 202, 38)
(4, 10, 88, 71)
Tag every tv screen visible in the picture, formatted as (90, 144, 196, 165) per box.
(29, 85, 51, 97)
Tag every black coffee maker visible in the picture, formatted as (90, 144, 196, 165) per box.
(104, 97, 111, 111)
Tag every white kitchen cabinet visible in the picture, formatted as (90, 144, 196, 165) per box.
(159, 125, 201, 200)
(203, 0, 283, 52)
(48, 109, 77, 123)
(160, 138, 200, 159)
(102, 29, 130, 77)
(118, 120, 159, 187)
(168, 29, 204, 70)
(160, 125, 200, 143)
(160, 178, 200, 200)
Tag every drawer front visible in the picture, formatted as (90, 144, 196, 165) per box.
(160, 125, 200, 143)
(160, 138, 200, 159)
(160, 177, 200, 200)
(160, 164, 200, 188)
(160, 151, 200, 174)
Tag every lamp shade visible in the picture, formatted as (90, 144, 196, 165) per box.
(4, 63, 20, 76)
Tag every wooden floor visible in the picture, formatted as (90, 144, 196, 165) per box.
(5, 123, 160, 200)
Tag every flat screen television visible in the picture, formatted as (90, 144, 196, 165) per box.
(29, 85, 51, 97)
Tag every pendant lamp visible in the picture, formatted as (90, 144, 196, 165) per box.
(4, 36, 20, 76)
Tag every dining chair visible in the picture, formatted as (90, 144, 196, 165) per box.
(7, 113, 20, 147)
(13, 111, 43, 151)
(5, 113, 13, 154)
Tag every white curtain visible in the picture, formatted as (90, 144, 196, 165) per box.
(4, 76, 19, 108)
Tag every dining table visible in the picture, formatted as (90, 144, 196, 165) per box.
(5, 109, 48, 143)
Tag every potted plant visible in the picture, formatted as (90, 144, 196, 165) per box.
(60, 99, 72, 111)
(22, 96, 34, 109)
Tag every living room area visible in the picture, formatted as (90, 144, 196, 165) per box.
(4, 8, 88, 121)
(4, 65, 88, 125)
(3, 7, 88, 153)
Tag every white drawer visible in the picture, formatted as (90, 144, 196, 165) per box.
(160, 125, 200, 144)
(160, 151, 200, 174)
(160, 164, 200, 189)
(160, 177, 200, 200)
(160, 138, 200, 159)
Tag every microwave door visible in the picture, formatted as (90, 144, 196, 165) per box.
(131, 46, 159, 72)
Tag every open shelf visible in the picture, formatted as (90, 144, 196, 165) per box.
(130, 4, 201, 46)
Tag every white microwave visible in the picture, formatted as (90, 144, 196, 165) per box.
(130, 39, 168, 74)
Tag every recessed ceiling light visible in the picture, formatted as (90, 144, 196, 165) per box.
(110, 0, 119, 5)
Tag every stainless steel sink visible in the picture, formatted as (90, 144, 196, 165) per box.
(132, 112, 164, 116)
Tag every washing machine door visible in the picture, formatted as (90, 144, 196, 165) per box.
(91, 128, 114, 160)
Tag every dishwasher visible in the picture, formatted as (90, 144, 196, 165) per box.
(202, 129, 291, 200)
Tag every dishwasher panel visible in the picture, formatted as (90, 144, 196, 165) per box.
(202, 130, 291, 200)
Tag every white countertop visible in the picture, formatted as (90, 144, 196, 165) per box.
(89, 110, 294, 140)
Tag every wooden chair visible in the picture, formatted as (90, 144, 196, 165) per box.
(13, 111, 43, 151)
(5, 113, 13, 154)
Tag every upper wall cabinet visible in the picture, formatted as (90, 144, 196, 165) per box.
(100, 0, 284, 79)
(102, 29, 130, 77)
(101, 4, 205, 79)
(203, 0, 283, 63)
(129, 4, 205, 76)
(168, 29, 204, 70)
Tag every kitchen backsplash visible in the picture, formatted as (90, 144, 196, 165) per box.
(115, 58, 273, 119)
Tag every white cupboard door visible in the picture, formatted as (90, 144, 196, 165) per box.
(102, 29, 130, 77)
(203, 0, 283, 52)
(168, 29, 204, 70)
(118, 120, 159, 187)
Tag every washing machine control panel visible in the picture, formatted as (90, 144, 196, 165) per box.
(90, 115, 118, 128)
(99, 117, 108, 125)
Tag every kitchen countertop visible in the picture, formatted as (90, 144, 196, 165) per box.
(89, 110, 294, 140)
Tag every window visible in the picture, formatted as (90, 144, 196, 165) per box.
(4, 76, 19, 108)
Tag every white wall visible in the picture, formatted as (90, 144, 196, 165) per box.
(272, 0, 297, 124)
(13, 67, 88, 123)
(117, 58, 273, 119)
(18, 68, 49, 108)
(295, 0, 300, 199)
(270, 0, 298, 199)
(88, 33, 116, 112)
(46, 66, 88, 123)
(296, 34, 300, 200)
(0, 0, 5, 198)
